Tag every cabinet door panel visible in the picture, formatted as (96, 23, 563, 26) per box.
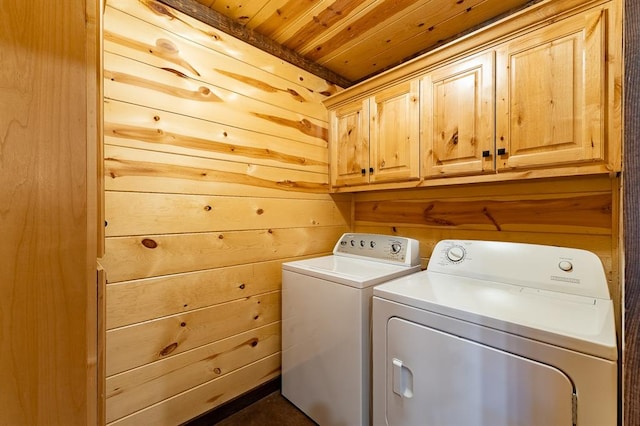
(369, 81, 420, 183)
(496, 8, 606, 170)
(330, 99, 369, 187)
(422, 51, 495, 177)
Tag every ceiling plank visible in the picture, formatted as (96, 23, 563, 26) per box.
(158, 0, 353, 87)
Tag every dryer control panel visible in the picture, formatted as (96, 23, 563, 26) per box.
(334, 233, 420, 267)
(428, 240, 610, 300)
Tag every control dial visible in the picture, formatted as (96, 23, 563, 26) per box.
(446, 246, 465, 262)
(391, 243, 402, 254)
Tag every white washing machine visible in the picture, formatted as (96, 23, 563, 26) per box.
(372, 239, 617, 426)
(282, 233, 421, 426)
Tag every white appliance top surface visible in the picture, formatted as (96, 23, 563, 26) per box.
(374, 240, 617, 360)
(283, 255, 421, 289)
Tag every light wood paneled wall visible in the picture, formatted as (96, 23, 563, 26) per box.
(354, 175, 622, 335)
(0, 0, 100, 424)
(99, 1, 348, 424)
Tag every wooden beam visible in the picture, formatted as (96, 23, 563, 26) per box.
(156, 0, 352, 88)
(624, 0, 640, 422)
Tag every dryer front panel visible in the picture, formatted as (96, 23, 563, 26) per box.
(386, 317, 575, 426)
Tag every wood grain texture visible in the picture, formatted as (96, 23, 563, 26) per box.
(102, 1, 348, 421)
(105, 192, 350, 236)
(108, 353, 280, 426)
(157, 0, 351, 86)
(106, 291, 280, 375)
(624, 0, 640, 421)
(101, 226, 346, 283)
(106, 260, 283, 329)
(0, 0, 99, 424)
(106, 322, 280, 422)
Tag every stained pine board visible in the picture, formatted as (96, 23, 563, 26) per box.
(106, 260, 282, 329)
(106, 322, 280, 422)
(104, 100, 328, 173)
(106, 291, 279, 376)
(354, 193, 612, 234)
(104, 6, 330, 121)
(352, 175, 614, 202)
(105, 191, 350, 237)
(107, 353, 280, 426)
(106, 0, 342, 95)
(101, 225, 347, 282)
(104, 145, 329, 197)
(321, 0, 535, 80)
(104, 52, 328, 146)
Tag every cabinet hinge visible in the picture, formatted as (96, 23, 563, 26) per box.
(572, 392, 577, 425)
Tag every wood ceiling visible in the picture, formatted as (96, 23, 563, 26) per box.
(159, 0, 537, 86)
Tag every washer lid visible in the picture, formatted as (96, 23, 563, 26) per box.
(374, 271, 617, 361)
(283, 255, 421, 288)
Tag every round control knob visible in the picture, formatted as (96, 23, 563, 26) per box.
(391, 243, 402, 254)
(558, 261, 573, 272)
(446, 246, 465, 262)
(370, 240, 376, 248)
(350, 239, 355, 246)
(360, 240, 365, 247)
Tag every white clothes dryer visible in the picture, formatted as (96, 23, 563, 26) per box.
(372, 239, 617, 426)
(282, 233, 421, 426)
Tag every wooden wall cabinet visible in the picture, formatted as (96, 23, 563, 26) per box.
(330, 80, 420, 187)
(421, 51, 495, 178)
(495, 7, 607, 170)
(326, 1, 618, 191)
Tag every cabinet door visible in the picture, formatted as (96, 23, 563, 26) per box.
(422, 51, 495, 177)
(329, 99, 369, 187)
(496, 8, 606, 170)
(369, 80, 420, 183)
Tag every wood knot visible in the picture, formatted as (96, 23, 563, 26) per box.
(141, 238, 158, 249)
(180, 322, 187, 327)
(256, 208, 264, 215)
(239, 283, 246, 289)
(204, 205, 212, 211)
(250, 339, 258, 347)
(218, 234, 224, 239)
(159, 342, 178, 356)
(153, 115, 160, 121)
(199, 86, 211, 95)
(213, 368, 222, 374)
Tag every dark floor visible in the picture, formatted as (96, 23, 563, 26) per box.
(214, 391, 317, 426)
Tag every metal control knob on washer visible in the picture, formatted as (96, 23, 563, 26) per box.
(391, 243, 402, 254)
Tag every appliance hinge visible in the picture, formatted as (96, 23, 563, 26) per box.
(572, 392, 578, 425)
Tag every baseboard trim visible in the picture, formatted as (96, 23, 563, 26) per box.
(182, 377, 281, 425)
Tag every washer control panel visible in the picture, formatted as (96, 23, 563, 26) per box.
(334, 233, 420, 266)
(428, 239, 610, 300)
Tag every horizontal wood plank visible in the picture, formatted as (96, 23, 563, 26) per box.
(106, 260, 282, 329)
(355, 193, 612, 234)
(106, 291, 279, 375)
(104, 145, 329, 197)
(105, 191, 350, 236)
(103, 6, 331, 121)
(104, 100, 328, 174)
(106, 0, 344, 94)
(108, 352, 281, 426)
(104, 52, 328, 146)
(101, 226, 347, 282)
(106, 322, 280, 422)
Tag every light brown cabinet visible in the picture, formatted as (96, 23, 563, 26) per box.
(330, 80, 419, 187)
(325, 1, 619, 191)
(421, 51, 495, 178)
(495, 7, 607, 170)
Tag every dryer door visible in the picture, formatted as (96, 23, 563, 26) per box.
(386, 318, 574, 426)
